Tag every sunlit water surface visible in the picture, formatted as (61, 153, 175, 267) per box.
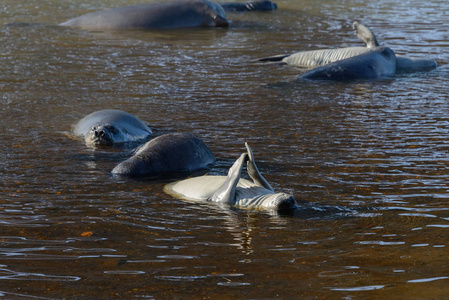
(2, 0, 449, 298)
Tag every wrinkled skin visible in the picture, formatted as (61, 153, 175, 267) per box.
(257, 21, 437, 73)
(301, 46, 397, 81)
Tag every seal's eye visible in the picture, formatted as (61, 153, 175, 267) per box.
(106, 125, 119, 135)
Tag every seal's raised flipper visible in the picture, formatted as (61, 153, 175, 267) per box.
(210, 153, 248, 203)
(245, 143, 274, 191)
(353, 21, 380, 49)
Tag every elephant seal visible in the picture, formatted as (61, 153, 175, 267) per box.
(60, 0, 229, 30)
(220, 0, 277, 12)
(72, 109, 152, 147)
(257, 22, 376, 67)
(164, 143, 298, 212)
(111, 133, 215, 177)
(257, 21, 437, 72)
(301, 46, 397, 80)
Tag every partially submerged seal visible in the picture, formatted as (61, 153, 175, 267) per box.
(301, 46, 397, 80)
(165, 143, 298, 212)
(111, 132, 215, 177)
(72, 109, 152, 147)
(257, 21, 437, 73)
(60, 0, 229, 30)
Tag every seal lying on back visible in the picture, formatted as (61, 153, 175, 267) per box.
(112, 133, 215, 177)
(165, 143, 298, 212)
(257, 21, 437, 73)
(301, 46, 397, 80)
(257, 22, 378, 67)
(72, 109, 152, 147)
(60, 0, 229, 30)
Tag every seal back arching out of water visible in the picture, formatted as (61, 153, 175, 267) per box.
(59, 0, 229, 29)
(164, 143, 298, 212)
(72, 109, 152, 147)
(111, 133, 216, 177)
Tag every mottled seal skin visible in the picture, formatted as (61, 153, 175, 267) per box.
(60, 0, 229, 30)
(301, 46, 397, 81)
(72, 109, 152, 147)
(111, 133, 215, 177)
(219, 0, 277, 12)
(164, 143, 298, 212)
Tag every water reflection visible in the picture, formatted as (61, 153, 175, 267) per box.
(2, 0, 449, 298)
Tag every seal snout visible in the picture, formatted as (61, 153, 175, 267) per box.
(94, 128, 104, 137)
(91, 126, 108, 138)
(271, 193, 298, 211)
(87, 125, 115, 145)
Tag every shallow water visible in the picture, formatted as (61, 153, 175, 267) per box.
(1, 0, 449, 298)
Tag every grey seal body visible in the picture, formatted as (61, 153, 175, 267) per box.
(112, 133, 215, 177)
(301, 46, 397, 80)
(60, 0, 229, 30)
(257, 21, 437, 73)
(72, 109, 152, 147)
(165, 143, 298, 211)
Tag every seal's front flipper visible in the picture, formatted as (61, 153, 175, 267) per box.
(353, 21, 380, 49)
(245, 143, 274, 191)
(210, 153, 248, 203)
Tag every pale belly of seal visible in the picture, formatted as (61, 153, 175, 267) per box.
(282, 47, 370, 68)
(165, 176, 296, 210)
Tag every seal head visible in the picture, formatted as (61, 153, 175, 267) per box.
(86, 124, 123, 146)
(72, 109, 152, 147)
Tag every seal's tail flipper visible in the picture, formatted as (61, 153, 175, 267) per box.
(211, 153, 248, 203)
(254, 54, 289, 63)
(245, 143, 274, 191)
(353, 21, 380, 48)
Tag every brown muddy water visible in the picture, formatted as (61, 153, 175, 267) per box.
(2, 0, 449, 298)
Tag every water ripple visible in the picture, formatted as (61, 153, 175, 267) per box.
(0, 267, 81, 282)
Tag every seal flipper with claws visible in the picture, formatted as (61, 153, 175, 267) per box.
(245, 143, 274, 191)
